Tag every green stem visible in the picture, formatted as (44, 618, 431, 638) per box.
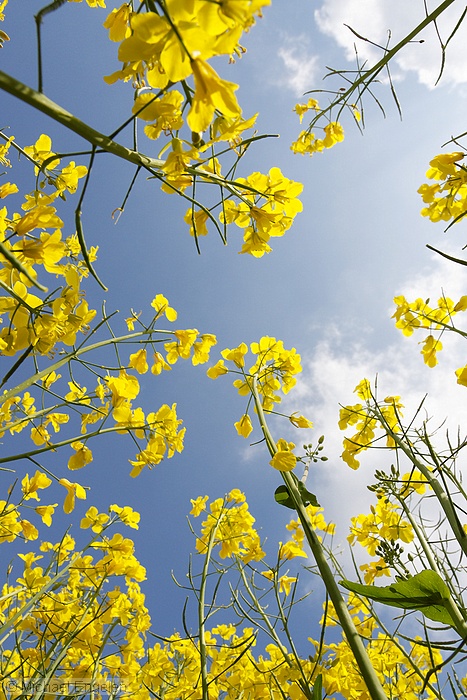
(0, 71, 164, 172)
(443, 595, 467, 639)
(397, 494, 467, 636)
(198, 514, 222, 700)
(0, 240, 48, 292)
(0, 424, 136, 465)
(311, 0, 457, 126)
(0, 327, 171, 404)
(237, 564, 315, 700)
(331, 535, 445, 699)
(251, 376, 388, 700)
(397, 494, 441, 576)
(0, 71, 276, 201)
(374, 406, 467, 558)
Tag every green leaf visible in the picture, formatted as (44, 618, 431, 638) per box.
(274, 475, 320, 510)
(274, 484, 295, 509)
(311, 673, 323, 700)
(297, 480, 320, 508)
(340, 570, 455, 627)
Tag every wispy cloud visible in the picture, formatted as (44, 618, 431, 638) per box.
(276, 37, 320, 95)
(314, 0, 467, 88)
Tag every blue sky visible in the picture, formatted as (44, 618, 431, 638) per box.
(2, 0, 467, 658)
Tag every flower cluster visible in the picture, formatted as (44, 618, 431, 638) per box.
(280, 507, 335, 559)
(217, 167, 303, 257)
(315, 628, 441, 699)
(291, 98, 345, 156)
(207, 336, 311, 451)
(393, 293, 467, 380)
(348, 497, 414, 557)
(418, 151, 467, 223)
(339, 379, 404, 470)
(104, 1, 269, 133)
(0, 135, 93, 357)
(191, 489, 265, 562)
(98, 2, 305, 254)
(69, 0, 106, 7)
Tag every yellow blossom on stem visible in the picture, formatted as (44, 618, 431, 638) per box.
(20, 520, 38, 540)
(133, 90, 184, 140)
(206, 358, 228, 379)
(289, 412, 313, 428)
(226, 488, 246, 503)
(190, 495, 209, 517)
(188, 57, 242, 134)
(65, 381, 90, 404)
(30, 424, 51, 446)
(456, 365, 467, 386)
(103, 3, 132, 41)
(14, 205, 63, 236)
(165, 328, 199, 364)
(322, 122, 345, 148)
(355, 378, 372, 401)
(151, 351, 172, 375)
(59, 478, 87, 514)
(221, 342, 248, 367)
(306, 505, 335, 535)
(106, 370, 140, 407)
(277, 574, 297, 595)
(0, 136, 14, 166)
(211, 623, 236, 640)
(278, 539, 307, 560)
(110, 504, 141, 529)
(192, 333, 217, 365)
(21, 471, 52, 501)
(113, 403, 146, 436)
(35, 504, 57, 527)
(359, 558, 391, 584)
(125, 311, 141, 330)
(420, 334, 442, 367)
(261, 570, 297, 595)
(0, 182, 18, 198)
(184, 208, 210, 237)
(129, 348, 149, 374)
(80, 506, 110, 533)
(151, 293, 177, 322)
(68, 441, 93, 470)
(348, 500, 414, 556)
(270, 438, 296, 472)
(196, 496, 265, 561)
(293, 98, 320, 123)
(0, 501, 22, 542)
(234, 414, 253, 438)
(399, 470, 427, 498)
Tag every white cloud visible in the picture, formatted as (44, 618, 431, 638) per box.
(281, 249, 467, 537)
(314, 0, 467, 88)
(276, 37, 320, 95)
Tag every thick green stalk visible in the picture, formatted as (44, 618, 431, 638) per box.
(0, 71, 277, 196)
(251, 376, 388, 700)
(0, 71, 164, 173)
